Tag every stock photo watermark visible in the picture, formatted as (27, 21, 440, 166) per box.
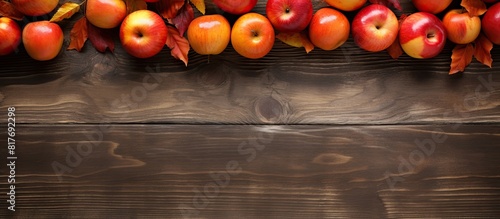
(178, 130, 275, 218)
(51, 64, 168, 181)
(6, 107, 17, 211)
(384, 73, 500, 190)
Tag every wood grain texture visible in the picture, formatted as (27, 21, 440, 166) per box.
(1, 0, 500, 125)
(1, 125, 500, 218)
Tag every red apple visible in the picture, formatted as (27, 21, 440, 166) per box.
(482, 2, 500, 45)
(266, 0, 313, 33)
(400, 12, 447, 59)
(11, 0, 58, 16)
(22, 21, 63, 61)
(309, 8, 350, 51)
(119, 10, 168, 59)
(351, 4, 399, 52)
(0, 17, 21, 56)
(187, 15, 231, 55)
(324, 0, 367, 12)
(412, 0, 453, 14)
(87, 0, 127, 29)
(213, 0, 257, 15)
(231, 13, 275, 59)
(443, 9, 481, 44)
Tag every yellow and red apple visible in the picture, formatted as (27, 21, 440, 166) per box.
(0, 17, 21, 56)
(87, 0, 127, 29)
(309, 8, 350, 51)
(325, 0, 367, 12)
(266, 0, 313, 33)
(213, 0, 257, 15)
(187, 15, 231, 55)
(231, 13, 275, 59)
(399, 12, 447, 59)
(412, 0, 453, 14)
(351, 4, 399, 52)
(22, 21, 63, 61)
(11, 0, 58, 16)
(482, 2, 500, 45)
(119, 10, 168, 59)
(443, 9, 481, 44)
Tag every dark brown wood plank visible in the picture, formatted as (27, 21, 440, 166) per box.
(1, 0, 500, 125)
(1, 124, 499, 218)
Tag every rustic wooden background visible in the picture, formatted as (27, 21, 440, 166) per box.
(1, 0, 500, 218)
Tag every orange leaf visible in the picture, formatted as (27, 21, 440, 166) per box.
(276, 32, 314, 53)
(125, 0, 147, 14)
(88, 22, 115, 53)
(461, 0, 487, 16)
(0, 1, 24, 20)
(166, 26, 190, 66)
(157, 0, 185, 19)
(474, 34, 493, 68)
(67, 17, 88, 52)
(190, 0, 205, 14)
(50, 2, 81, 22)
(169, 3, 194, 36)
(300, 32, 314, 54)
(450, 43, 474, 75)
(369, 0, 402, 10)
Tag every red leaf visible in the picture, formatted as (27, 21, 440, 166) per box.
(276, 31, 314, 53)
(125, 0, 147, 14)
(474, 34, 493, 68)
(156, 0, 185, 19)
(461, 0, 487, 17)
(87, 21, 115, 53)
(386, 14, 407, 59)
(450, 43, 474, 75)
(369, 0, 402, 10)
(166, 26, 190, 66)
(0, 1, 24, 20)
(67, 17, 88, 52)
(169, 3, 194, 36)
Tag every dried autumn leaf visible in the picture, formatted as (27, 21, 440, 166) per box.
(67, 17, 88, 52)
(0, 1, 24, 20)
(474, 34, 493, 68)
(369, 0, 402, 11)
(190, 0, 205, 14)
(450, 43, 474, 75)
(125, 0, 147, 14)
(157, 0, 185, 19)
(88, 22, 115, 53)
(50, 2, 81, 22)
(166, 26, 190, 66)
(461, 0, 487, 17)
(169, 3, 194, 36)
(276, 32, 314, 53)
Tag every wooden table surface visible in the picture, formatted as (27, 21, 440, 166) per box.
(2, 0, 500, 218)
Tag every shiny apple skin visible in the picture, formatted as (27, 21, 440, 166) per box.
(412, 0, 453, 14)
(351, 4, 399, 52)
(309, 8, 350, 51)
(482, 2, 500, 45)
(266, 0, 313, 33)
(22, 21, 64, 61)
(231, 13, 275, 59)
(11, 0, 58, 16)
(0, 17, 21, 56)
(325, 0, 367, 12)
(443, 9, 481, 44)
(187, 15, 231, 55)
(213, 0, 258, 15)
(400, 12, 447, 59)
(87, 0, 127, 29)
